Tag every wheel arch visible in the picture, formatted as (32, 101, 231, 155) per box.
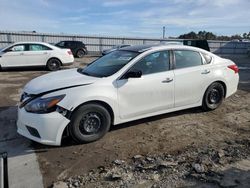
(203, 80, 227, 100)
(70, 100, 115, 125)
(76, 48, 86, 57)
(78, 48, 87, 53)
(61, 100, 115, 141)
(214, 80, 227, 98)
(47, 57, 63, 66)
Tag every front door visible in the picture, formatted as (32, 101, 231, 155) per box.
(25, 44, 51, 66)
(1, 44, 28, 67)
(116, 50, 174, 120)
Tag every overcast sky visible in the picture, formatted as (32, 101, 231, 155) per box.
(0, 0, 249, 37)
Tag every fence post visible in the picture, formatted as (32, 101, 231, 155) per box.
(72, 36, 77, 41)
(0, 156, 3, 188)
(99, 38, 103, 53)
(233, 42, 236, 54)
(6, 34, 11, 44)
(0, 152, 8, 188)
(219, 42, 222, 54)
(41, 35, 45, 42)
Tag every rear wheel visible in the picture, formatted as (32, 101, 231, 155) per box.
(69, 104, 111, 144)
(46, 58, 61, 71)
(76, 49, 85, 58)
(202, 82, 225, 111)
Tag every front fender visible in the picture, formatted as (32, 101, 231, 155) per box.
(54, 84, 120, 124)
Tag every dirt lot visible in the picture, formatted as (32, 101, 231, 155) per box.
(0, 55, 250, 188)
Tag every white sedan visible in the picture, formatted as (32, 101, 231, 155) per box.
(17, 45, 239, 145)
(0, 42, 74, 71)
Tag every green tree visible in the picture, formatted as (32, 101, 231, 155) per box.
(247, 32, 250, 39)
(178, 31, 250, 41)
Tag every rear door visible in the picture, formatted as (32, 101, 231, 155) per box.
(1, 44, 28, 67)
(173, 49, 212, 107)
(25, 44, 51, 66)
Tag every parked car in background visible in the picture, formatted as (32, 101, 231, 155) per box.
(55, 41, 87, 58)
(0, 42, 74, 71)
(17, 44, 239, 146)
(160, 41, 183, 45)
(102, 44, 131, 55)
(240, 39, 250, 42)
(183, 40, 210, 51)
(231, 39, 240, 42)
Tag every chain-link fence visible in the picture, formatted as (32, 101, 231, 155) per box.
(0, 31, 249, 55)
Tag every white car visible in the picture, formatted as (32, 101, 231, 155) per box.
(17, 45, 239, 146)
(0, 42, 74, 71)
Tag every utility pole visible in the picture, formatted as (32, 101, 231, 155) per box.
(162, 26, 166, 39)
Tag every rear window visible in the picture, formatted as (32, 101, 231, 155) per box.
(183, 40, 210, 51)
(29, 44, 51, 51)
(174, 50, 203, 69)
(56, 41, 65, 47)
(202, 53, 212, 64)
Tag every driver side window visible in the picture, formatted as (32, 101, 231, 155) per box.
(11, 45, 25, 52)
(130, 51, 170, 75)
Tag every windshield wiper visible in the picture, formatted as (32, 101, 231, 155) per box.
(77, 68, 88, 75)
(81, 71, 91, 76)
(77, 68, 105, 78)
(77, 68, 95, 77)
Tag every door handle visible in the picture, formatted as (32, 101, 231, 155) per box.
(20, 53, 24, 55)
(201, 69, 210, 74)
(43, 52, 48, 54)
(162, 78, 173, 83)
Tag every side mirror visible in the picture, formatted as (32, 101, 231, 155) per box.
(123, 70, 142, 79)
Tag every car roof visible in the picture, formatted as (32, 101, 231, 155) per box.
(120, 44, 209, 53)
(12, 41, 50, 45)
(6, 42, 58, 50)
(59, 40, 82, 43)
(120, 44, 157, 52)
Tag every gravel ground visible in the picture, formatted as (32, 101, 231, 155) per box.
(0, 55, 249, 188)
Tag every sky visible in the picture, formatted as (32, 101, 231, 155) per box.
(0, 0, 249, 38)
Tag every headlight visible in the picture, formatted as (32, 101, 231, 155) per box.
(24, 95, 65, 113)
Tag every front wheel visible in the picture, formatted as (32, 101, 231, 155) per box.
(69, 104, 111, 144)
(202, 82, 225, 111)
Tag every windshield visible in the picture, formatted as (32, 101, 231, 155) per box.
(80, 50, 139, 77)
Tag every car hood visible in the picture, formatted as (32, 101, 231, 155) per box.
(24, 68, 99, 95)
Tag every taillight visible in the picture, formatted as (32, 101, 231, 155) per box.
(228, 65, 239, 73)
(67, 50, 72, 55)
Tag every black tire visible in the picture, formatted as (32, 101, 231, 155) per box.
(46, 58, 61, 71)
(202, 82, 225, 111)
(76, 49, 85, 58)
(69, 103, 111, 144)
